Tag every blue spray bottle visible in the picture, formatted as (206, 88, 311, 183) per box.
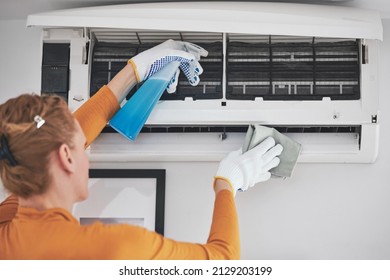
(109, 61, 180, 141)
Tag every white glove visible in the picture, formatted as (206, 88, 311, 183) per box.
(215, 137, 283, 196)
(129, 39, 208, 93)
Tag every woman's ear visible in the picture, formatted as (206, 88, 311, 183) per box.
(57, 143, 75, 173)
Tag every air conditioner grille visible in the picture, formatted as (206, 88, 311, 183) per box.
(102, 125, 361, 135)
(90, 41, 223, 100)
(227, 39, 360, 100)
(89, 30, 360, 101)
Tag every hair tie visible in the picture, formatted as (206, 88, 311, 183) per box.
(34, 115, 45, 129)
(0, 135, 18, 166)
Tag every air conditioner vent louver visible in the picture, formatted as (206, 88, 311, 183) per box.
(91, 29, 222, 44)
(102, 125, 361, 135)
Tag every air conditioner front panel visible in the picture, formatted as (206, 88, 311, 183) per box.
(26, 2, 383, 41)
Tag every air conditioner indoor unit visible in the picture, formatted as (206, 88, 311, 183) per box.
(26, 1, 382, 163)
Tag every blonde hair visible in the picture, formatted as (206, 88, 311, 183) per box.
(0, 94, 77, 198)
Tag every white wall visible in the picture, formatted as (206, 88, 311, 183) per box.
(1, 18, 390, 260)
(0, 20, 41, 102)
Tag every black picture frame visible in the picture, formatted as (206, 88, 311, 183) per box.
(88, 169, 166, 236)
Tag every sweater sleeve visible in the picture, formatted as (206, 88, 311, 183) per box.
(73, 85, 120, 148)
(88, 190, 240, 260)
(162, 189, 240, 259)
(203, 190, 240, 259)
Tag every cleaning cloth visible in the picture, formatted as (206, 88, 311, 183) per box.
(243, 124, 302, 178)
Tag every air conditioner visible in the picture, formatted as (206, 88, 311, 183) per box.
(26, 1, 382, 163)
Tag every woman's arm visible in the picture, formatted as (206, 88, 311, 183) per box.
(107, 64, 137, 103)
(73, 64, 137, 148)
(150, 180, 239, 259)
(73, 39, 207, 148)
(82, 181, 239, 260)
(0, 40, 207, 225)
(204, 179, 240, 259)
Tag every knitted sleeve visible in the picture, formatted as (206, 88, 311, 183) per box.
(73, 85, 120, 148)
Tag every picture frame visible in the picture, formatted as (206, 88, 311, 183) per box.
(74, 169, 166, 235)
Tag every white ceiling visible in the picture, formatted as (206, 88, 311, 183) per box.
(1, 0, 390, 20)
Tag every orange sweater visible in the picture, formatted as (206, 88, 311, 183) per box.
(0, 86, 239, 259)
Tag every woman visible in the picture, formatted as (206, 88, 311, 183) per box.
(0, 40, 282, 259)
